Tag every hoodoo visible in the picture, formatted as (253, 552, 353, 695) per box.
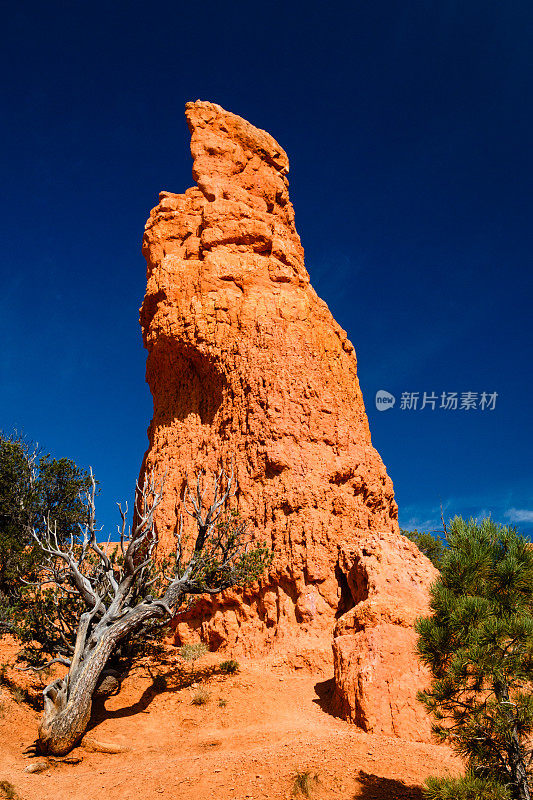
(139, 101, 437, 740)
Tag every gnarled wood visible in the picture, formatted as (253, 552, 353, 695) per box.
(28, 464, 269, 755)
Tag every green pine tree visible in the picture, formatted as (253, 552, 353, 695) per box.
(0, 432, 93, 661)
(416, 517, 533, 800)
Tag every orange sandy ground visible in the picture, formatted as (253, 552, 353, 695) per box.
(0, 637, 461, 800)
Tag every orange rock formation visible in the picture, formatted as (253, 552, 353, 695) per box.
(139, 100, 437, 740)
(332, 530, 437, 740)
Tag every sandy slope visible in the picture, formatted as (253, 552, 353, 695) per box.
(0, 640, 461, 800)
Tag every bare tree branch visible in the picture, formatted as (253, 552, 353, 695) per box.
(20, 460, 269, 757)
(17, 657, 71, 673)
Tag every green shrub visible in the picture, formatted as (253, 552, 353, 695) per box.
(417, 517, 533, 797)
(0, 432, 93, 667)
(424, 774, 511, 800)
(219, 659, 239, 674)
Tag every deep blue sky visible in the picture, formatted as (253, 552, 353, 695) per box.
(2, 1, 532, 537)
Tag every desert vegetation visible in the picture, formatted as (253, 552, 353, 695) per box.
(292, 769, 319, 798)
(2, 430, 532, 798)
(417, 518, 533, 800)
(0, 432, 93, 658)
(218, 659, 239, 674)
(0, 780, 21, 800)
(191, 688, 210, 706)
(180, 642, 209, 676)
(0, 435, 271, 755)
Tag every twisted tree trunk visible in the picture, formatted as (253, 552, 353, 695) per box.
(31, 464, 268, 756)
(38, 601, 168, 754)
(495, 680, 531, 800)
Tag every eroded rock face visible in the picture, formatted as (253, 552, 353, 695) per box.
(332, 531, 437, 740)
(140, 100, 435, 739)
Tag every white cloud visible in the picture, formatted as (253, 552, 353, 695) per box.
(400, 498, 533, 533)
(505, 508, 533, 523)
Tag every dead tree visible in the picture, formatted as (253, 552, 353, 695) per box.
(26, 465, 270, 755)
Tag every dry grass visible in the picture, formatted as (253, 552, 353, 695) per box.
(10, 688, 26, 705)
(180, 643, 208, 663)
(191, 689, 210, 706)
(0, 780, 21, 800)
(292, 770, 319, 798)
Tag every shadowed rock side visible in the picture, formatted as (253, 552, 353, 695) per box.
(139, 100, 436, 740)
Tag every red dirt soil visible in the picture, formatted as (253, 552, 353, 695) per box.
(0, 638, 461, 800)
